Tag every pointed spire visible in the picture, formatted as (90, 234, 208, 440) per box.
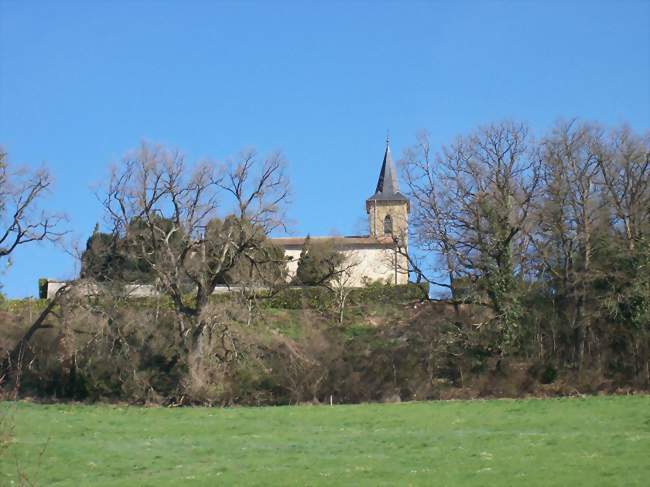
(371, 138, 407, 202)
(375, 143, 399, 194)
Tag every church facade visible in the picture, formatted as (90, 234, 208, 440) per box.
(271, 143, 410, 286)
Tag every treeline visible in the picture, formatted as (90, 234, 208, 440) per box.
(401, 120, 649, 381)
(1, 120, 648, 405)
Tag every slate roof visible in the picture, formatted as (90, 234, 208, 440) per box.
(367, 144, 409, 202)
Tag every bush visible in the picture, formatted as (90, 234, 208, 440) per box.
(527, 362, 558, 385)
(261, 282, 428, 310)
(262, 287, 333, 311)
(348, 281, 429, 305)
(38, 278, 48, 299)
(293, 236, 344, 286)
(540, 365, 558, 384)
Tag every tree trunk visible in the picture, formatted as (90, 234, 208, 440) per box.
(1, 284, 69, 385)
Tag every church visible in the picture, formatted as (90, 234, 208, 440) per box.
(271, 143, 410, 286)
(44, 143, 410, 299)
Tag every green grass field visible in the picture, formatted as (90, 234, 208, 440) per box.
(1, 396, 649, 486)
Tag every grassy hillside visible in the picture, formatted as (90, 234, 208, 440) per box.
(2, 290, 647, 406)
(2, 395, 649, 486)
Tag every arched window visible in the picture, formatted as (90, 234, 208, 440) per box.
(383, 214, 393, 235)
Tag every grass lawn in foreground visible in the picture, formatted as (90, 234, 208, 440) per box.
(1, 395, 649, 486)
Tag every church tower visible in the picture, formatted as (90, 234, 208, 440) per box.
(366, 141, 409, 244)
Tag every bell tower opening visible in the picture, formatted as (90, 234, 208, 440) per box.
(383, 214, 393, 235)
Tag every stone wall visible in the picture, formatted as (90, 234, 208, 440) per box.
(45, 281, 269, 299)
(366, 200, 409, 243)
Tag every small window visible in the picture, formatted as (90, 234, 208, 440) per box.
(383, 214, 393, 235)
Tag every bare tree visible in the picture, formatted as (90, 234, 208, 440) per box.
(0, 150, 68, 384)
(325, 250, 361, 324)
(531, 120, 604, 367)
(594, 126, 650, 250)
(292, 237, 361, 323)
(0, 150, 66, 263)
(400, 122, 540, 346)
(100, 142, 290, 354)
(1, 282, 73, 383)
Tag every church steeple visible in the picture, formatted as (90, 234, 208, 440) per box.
(366, 140, 410, 240)
(368, 139, 409, 204)
(372, 142, 405, 199)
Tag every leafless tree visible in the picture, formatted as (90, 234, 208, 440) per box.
(400, 132, 460, 295)
(0, 150, 66, 263)
(594, 126, 650, 250)
(400, 122, 540, 344)
(100, 142, 290, 354)
(531, 120, 605, 367)
(324, 250, 361, 324)
(0, 150, 68, 384)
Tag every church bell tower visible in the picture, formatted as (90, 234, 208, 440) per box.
(366, 140, 409, 244)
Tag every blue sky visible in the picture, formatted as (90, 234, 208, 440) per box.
(1, 0, 649, 298)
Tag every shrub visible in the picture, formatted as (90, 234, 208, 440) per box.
(527, 362, 558, 385)
(294, 236, 344, 286)
(261, 282, 428, 311)
(38, 278, 48, 299)
(540, 365, 558, 384)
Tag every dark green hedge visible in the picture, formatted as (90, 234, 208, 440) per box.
(27, 281, 428, 311)
(261, 282, 429, 310)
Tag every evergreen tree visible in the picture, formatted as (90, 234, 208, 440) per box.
(295, 236, 345, 286)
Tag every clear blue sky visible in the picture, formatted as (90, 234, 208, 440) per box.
(1, 0, 649, 298)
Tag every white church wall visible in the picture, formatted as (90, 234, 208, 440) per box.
(282, 244, 408, 287)
(341, 246, 402, 286)
(284, 248, 302, 278)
